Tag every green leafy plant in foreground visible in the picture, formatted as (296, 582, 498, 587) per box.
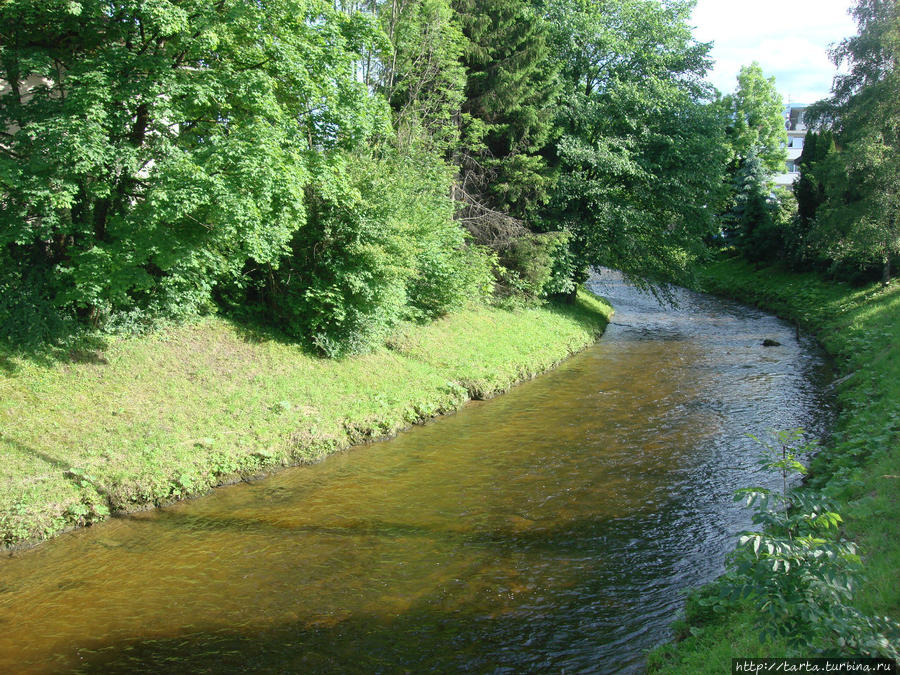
(715, 430, 900, 658)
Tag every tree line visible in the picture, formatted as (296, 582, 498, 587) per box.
(728, 0, 900, 287)
(1, 0, 894, 356)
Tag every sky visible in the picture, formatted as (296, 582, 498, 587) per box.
(690, 0, 859, 105)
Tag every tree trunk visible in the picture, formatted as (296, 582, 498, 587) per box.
(882, 257, 891, 285)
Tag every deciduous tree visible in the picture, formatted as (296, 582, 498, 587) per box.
(722, 62, 788, 175)
(0, 0, 382, 331)
(543, 0, 727, 287)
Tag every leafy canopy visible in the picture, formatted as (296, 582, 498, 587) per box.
(722, 62, 788, 175)
(544, 0, 727, 287)
(0, 0, 384, 328)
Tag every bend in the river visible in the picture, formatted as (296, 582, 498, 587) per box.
(0, 272, 834, 673)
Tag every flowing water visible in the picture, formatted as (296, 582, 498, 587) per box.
(0, 273, 833, 673)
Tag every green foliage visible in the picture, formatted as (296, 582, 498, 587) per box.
(713, 62, 788, 266)
(722, 62, 788, 175)
(715, 431, 900, 658)
(407, 238, 496, 322)
(802, 0, 900, 283)
(785, 130, 837, 266)
(794, 131, 836, 229)
(730, 150, 781, 262)
(0, 254, 74, 347)
(454, 0, 560, 219)
(712, 62, 788, 267)
(813, 135, 900, 283)
(379, 0, 468, 154)
(258, 147, 492, 356)
(0, 0, 745, 355)
(545, 0, 727, 288)
(496, 231, 574, 300)
(0, 0, 759, 359)
(0, 0, 383, 336)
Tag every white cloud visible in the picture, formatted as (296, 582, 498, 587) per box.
(691, 0, 858, 103)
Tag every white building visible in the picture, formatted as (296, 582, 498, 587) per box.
(773, 104, 808, 187)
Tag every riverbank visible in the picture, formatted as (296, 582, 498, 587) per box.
(0, 290, 612, 550)
(648, 256, 900, 669)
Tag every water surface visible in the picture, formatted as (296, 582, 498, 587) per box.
(0, 273, 832, 673)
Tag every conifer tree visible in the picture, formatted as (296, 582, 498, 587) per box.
(794, 131, 837, 230)
(452, 0, 560, 221)
(732, 149, 780, 262)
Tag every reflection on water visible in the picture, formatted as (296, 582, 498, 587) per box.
(0, 272, 832, 673)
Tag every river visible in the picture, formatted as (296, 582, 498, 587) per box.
(0, 272, 833, 673)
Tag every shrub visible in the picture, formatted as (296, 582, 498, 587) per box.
(496, 230, 574, 301)
(259, 147, 493, 356)
(715, 431, 900, 658)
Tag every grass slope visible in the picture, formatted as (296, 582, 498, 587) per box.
(648, 257, 900, 671)
(0, 291, 611, 550)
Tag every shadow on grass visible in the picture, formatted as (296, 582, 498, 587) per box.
(0, 272, 110, 368)
(0, 353, 16, 375)
(219, 309, 323, 358)
(1, 305, 310, 371)
(0, 330, 110, 370)
(0, 289, 615, 376)
(542, 296, 610, 336)
(3, 436, 113, 507)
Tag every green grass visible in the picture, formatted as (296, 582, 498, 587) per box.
(0, 290, 612, 549)
(648, 256, 900, 672)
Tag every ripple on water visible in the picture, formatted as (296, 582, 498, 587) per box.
(0, 270, 834, 674)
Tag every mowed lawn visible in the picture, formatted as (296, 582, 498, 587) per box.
(0, 291, 612, 548)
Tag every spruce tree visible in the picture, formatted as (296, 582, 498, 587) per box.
(732, 149, 780, 262)
(452, 0, 560, 221)
(794, 130, 836, 228)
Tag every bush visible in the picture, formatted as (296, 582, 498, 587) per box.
(258, 147, 493, 356)
(715, 431, 900, 658)
(0, 255, 74, 348)
(496, 230, 574, 301)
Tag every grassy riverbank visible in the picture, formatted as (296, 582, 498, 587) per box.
(648, 257, 900, 670)
(0, 290, 612, 549)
